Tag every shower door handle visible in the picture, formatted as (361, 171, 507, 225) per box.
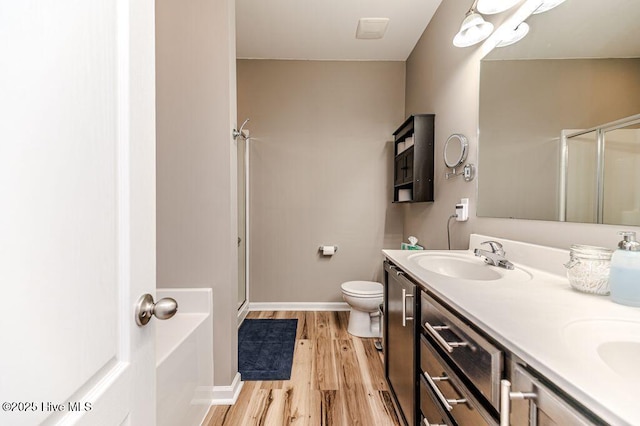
(135, 294, 178, 326)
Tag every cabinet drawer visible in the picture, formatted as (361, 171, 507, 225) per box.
(420, 336, 496, 426)
(420, 375, 453, 426)
(421, 293, 502, 409)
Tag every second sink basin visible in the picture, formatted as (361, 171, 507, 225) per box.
(407, 251, 532, 282)
(563, 319, 640, 381)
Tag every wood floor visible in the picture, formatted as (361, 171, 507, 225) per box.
(202, 311, 401, 426)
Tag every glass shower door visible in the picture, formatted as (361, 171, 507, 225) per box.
(603, 123, 640, 226)
(237, 136, 247, 309)
(563, 130, 598, 223)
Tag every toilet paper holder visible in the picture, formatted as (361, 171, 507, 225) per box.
(319, 245, 338, 254)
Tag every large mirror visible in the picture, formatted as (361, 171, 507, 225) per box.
(478, 0, 640, 226)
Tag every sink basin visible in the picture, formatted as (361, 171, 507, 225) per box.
(410, 253, 501, 280)
(563, 319, 640, 380)
(407, 252, 532, 282)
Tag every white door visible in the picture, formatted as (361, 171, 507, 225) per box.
(0, 1, 156, 425)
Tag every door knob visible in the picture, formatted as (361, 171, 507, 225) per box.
(135, 294, 178, 326)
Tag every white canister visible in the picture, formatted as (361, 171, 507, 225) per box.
(405, 135, 414, 148)
(398, 189, 412, 202)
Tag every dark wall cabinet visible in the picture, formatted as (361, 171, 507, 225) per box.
(393, 114, 435, 203)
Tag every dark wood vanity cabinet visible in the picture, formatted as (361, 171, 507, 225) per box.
(383, 260, 602, 426)
(393, 114, 435, 203)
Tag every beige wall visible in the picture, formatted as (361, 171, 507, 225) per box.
(156, 0, 238, 386)
(237, 60, 405, 303)
(404, 0, 640, 251)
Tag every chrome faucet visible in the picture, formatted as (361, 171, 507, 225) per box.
(474, 241, 514, 270)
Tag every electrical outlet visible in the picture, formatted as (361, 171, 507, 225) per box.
(456, 198, 469, 221)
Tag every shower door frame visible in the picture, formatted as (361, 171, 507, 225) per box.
(237, 133, 250, 324)
(559, 113, 640, 224)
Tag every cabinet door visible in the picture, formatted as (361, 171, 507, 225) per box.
(510, 365, 592, 426)
(405, 149, 414, 183)
(385, 265, 417, 426)
(412, 115, 435, 202)
(395, 152, 407, 186)
(394, 149, 414, 187)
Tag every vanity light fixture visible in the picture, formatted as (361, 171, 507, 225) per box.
(457, 0, 565, 49)
(496, 22, 530, 47)
(533, 0, 567, 14)
(477, 0, 520, 15)
(453, 1, 494, 47)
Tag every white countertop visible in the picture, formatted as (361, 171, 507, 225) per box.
(383, 234, 640, 426)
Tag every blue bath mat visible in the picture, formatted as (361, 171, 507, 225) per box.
(238, 319, 298, 381)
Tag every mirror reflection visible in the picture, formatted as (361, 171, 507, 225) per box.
(563, 130, 597, 223)
(478, 0, 640, 225)
(444, 134, 468, 168)
(603, 122, 640, 225)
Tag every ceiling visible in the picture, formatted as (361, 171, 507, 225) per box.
(235, 0, 443, 61)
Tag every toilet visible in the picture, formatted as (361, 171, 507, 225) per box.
(341, 281, 384, 338)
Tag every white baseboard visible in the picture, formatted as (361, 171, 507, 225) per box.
(248, 302, 350, 311)
(192, 372, 244, 406)
(237, 303, 249, 326)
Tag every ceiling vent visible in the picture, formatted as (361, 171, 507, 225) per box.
(356, 18, 390, 39)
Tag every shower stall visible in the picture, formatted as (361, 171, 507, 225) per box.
(235, 119, 250, 318)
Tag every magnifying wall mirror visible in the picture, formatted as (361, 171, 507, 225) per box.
(444, 134, 475, 181)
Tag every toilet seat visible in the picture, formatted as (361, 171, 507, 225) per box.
(341, 281, 383, 298)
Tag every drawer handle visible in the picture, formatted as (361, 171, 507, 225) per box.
(424, 322, 468, 353)
(499, 379, 537, 426)
(423, 417, 447, 426)
(424, 372, 467, 412)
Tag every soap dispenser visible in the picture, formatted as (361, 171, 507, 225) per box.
(609, 231, 640, 306)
